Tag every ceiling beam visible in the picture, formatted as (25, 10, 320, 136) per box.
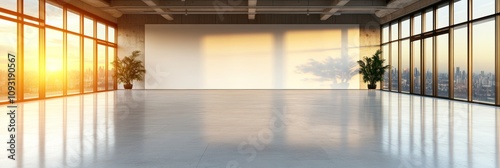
(80, 0, 122, 17)
(142, 0, 174, 20)
(248, 0, 257, 19)
(375, 0, 418, 18)
(320, 0, 350, 20)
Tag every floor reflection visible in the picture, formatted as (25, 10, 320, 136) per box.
(0, 90, 499, 168)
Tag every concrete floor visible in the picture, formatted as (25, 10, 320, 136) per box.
(0, 90, 499, 168)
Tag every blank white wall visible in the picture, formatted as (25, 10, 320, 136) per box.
(145, 24, 360, 89)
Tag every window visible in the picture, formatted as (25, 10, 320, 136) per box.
(84, 17, 94, 37)
(436, 4, 449, 29)
(401, 39, 410, 93)
(108, 27, 115, 43)
(401, 18, 410, 38)
(45, 3, 63, 28)
(436, 34, 449, 97)
(424, 9, 434, 32)
(413, 13, 422, 35)
(67, 34, 81, 94)
(24, 25, 39, 99)
(108, 47, 115, 89)
(382, 44, 389, 90)
(0, 19, 17, 102)
(391, 42, 399, 91)
(24, 0, 39, 18)
(454, 0, 468, 24)
(472, 18, 495, 103)
(391, 22, 399, 41)
(424, 37, 433, 96)
(67, 10, 81, 33)
(84, 38, 94, 92)
(97, 22, 106, 40)
(382, 25, 389, 43)
(472, 0, 495, 19)
(0, 0, 16, 11)
(412, 41, 421, 94)
(454, 25, 468, 100)
(45, 29, 64, 97)
(97, 44, 106, 91)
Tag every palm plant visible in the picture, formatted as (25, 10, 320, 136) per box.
(357, 50, 390, 89)
(112, 50, 146, 89)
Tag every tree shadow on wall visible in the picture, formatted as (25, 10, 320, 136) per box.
(296, 54, 358, 89)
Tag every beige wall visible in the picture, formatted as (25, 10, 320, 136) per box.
(118, 14, 380, 89)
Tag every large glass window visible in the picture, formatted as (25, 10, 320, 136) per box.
(424, 9, 434, 32)
(424, 37, 433, 96)
(0, 0, 16, 11)
(391, 42, 399, 91)
(382, 25, 389, 43)
(454, 25, 468, 100)
(382, 44, 389, 90)
(45, 29, 64, 97)
(401, 39, 410, 92)
(436, 34, 449, 97)
(24, 25, 39, 99)
(472, 18, 495, 103)
(24, 0, 39, 18)
(436, 4, 449, 29)
(67, 10, 81, 33)
(401, 18, 410, 38)
(472, 0, 495, 19)
(108, 27, 115, 43)
(84, 38, 94, 92)
(108, 47, 115, 89)
(97, 44, 106, 91)
(97, 22, 106, 40)
(67, 34, 81, 94)
(412, 41, 421, 94)
(45, 3, 63, 28)
(84, 17, 94, 37)
(391, 22, 399, 41)
(413, 13, 422, 35)
(0, 20, 17, 102)
(454, 0, 468, 24)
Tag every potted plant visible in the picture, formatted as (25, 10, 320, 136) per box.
(357, 50, 390, 89)
(112, 50, 146, 89)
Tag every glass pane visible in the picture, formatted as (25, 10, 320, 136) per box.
(0, 19, 17, 102)
(24, 25, 39, 99)
(0, 0, 16, 11)
(382, 25, 389, 43)
(45, 28, 63, 97)
(424, 9, 433, 32)
(413, 13, 422, 35)
(401, 39, 410, 92)
(413, 40, 421, 94)
(391, 22, 398, 41)
(454, 0, 468, 24)
(45, 3, 63, 28)
(84, 17, 94, 37)
(454, 25, 468, 100)
(436, 4, 449, 29)
(67, 10, 80, 33)
(437, 34, 449, 97)
(84, 38, 94, 92)
(473, 0, 495, 19)
(108, 27, 115, 43)
(24, 0, 39, 18)
(382, 44, 389, 90)
(108, 47, 115, 89)
(401, 18, 410, 38)
(424, 37, 433, 96)
(472, 18, 495, 103)
(67, 34, 80, 94)
(97, 22, 106, 40)
(391, 42, 399, 91)
(97, 45, 106, 91)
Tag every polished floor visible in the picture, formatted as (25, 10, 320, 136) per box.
(0, 90, 499, 168)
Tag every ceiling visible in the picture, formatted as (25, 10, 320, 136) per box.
(82, 0, 418, 21)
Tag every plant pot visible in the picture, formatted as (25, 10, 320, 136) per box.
(124, 84, 133, 89)
(367, 84, 377, 89)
